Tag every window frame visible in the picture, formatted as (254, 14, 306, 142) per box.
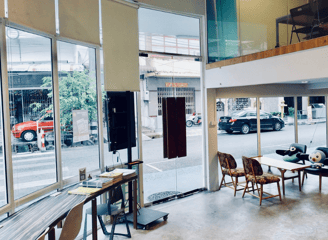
(0, 19, 104, 216)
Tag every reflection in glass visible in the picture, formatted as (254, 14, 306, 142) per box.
(6, 27, 56, 200)
(57, 41, 100, 179)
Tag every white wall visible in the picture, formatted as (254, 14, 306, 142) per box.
(206, 88, 218, 191)
(206, 45, 328, 89)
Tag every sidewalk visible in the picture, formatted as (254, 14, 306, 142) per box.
(286, 118, 326, 125)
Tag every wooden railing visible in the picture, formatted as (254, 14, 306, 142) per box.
(206, 35, 328, 70)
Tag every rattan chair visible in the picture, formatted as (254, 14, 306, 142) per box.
(217, 151, 245, 196)
(242, 156, 282, 206)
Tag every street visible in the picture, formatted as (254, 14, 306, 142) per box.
(0, 122, 326, 205)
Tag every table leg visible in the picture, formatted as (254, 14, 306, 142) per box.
(278, 169, 286, 195)
(133, 179, 137, 229)
(298, 170, 301, 191)
(92, 198, 97, 240)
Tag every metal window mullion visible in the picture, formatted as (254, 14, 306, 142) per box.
(96, 47, 104, 171)
(294, 96, 298, 143)
(137, 92, 144, 207)
(51, 38, 63, 189)
(257, 97, 261, 156)
(0, 20, 15, 214)
(199, 14, 207, 189)
(326, 96, 328, 147)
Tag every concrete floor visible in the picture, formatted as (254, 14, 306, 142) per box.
(88, 169, 328, 240)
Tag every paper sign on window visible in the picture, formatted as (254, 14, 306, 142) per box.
(73, 110, 89, 142)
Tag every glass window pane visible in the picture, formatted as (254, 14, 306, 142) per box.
(7, 27, 56, 200)
(298, 96, 326, 153)
(217, 98, 258, 167)
(139, 8, 200, 56)
(140, 54, 203, 203)
(57, 41, 100, 179)
(260, 97, 292, 159)
(0, 60, 4, 208)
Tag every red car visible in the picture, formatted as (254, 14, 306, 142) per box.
(12, 111, 54, 142)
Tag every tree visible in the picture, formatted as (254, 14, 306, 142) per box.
(31, 70, 104, 131)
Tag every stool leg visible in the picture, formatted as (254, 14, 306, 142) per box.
(110, 215, 117, 240)
(83, 213, 88, 240)
(124, 214, 131, 238)
(259, 185, 263, 206)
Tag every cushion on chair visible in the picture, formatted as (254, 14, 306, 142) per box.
(218, 151, 237, 169)
(283, 153, 300, 163)
(222, 168, 245, 177)
(247, 173, 280, 184)
(242, 156, 263, 176)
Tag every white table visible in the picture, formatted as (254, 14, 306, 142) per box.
(253, 156, 311, 195)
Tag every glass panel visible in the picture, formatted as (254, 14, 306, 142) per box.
(217, 98, 257, 168)
(57, 41, 100, 179)
(207, 0, 239, 63)
(260, 97, 293, 159)
(0, 49, 5, 208)
(207, 0, 328, 64)
(239, 0, 289, 54)
(139, 7, 203, 203)
(139, 8, 200, 56)
(298, 96, 326, 153)
(140, 54, 203, 203)
(140, 54, 176, 203)
(6, 27, 56, 199)
(173, 56, 203, 194)
(288, 0, 325, 45)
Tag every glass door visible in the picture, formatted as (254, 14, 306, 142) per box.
(140, 54, 203, 203)
(139, 7, 202, 203)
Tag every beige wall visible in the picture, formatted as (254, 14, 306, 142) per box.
(0, 0, 4, 17)
(138, 0, 205, 16)
(238, 0, 307, 51)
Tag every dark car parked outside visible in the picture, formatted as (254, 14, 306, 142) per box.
(218, 110, 285, 134)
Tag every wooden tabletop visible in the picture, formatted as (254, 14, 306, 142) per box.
(0, 174, 138, 240)
(253, 156, 312, 171)
(0, 186, 86, 240)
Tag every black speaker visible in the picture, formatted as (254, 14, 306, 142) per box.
(106, 91, 136, 152)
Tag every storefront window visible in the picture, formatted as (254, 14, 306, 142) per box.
(298, 96, 326, 153)
(6, 27, 57, 199)
(57, 41, 100, 179)
(260, 97, 295, 159)
(217, 97, 258, 166)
